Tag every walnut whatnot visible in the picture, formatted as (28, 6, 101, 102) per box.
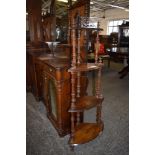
(68, 14, 104, 150)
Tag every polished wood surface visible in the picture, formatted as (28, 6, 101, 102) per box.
(68, 63, 103, 72)
(43, 66, 71, 136)
(26, 0, 105, 146)
(26, 42, 88, 136)
(26, 42, 51, 100)
(69, 123, 103, 145)
(69, 96, 104, 112)
(42, 59, 88, 136)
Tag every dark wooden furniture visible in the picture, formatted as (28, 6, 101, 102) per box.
(26, 0, 91, 137)
(118, 22, 129, 48)
(42, 58, 88, 136)
(33, 44, 71, 101)
(118, 65, 129, 79)
(42, 58, 71, 136)
(68, 15, 104, 150)
(27, 42, 70, 101)
(118, 21, 129, 78)
(26, 42, 89, 137)
(26, 42, 51, 99)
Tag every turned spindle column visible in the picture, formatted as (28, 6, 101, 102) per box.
(76, 72, 81, 125)
(77, 27, 81, 65)
(95, 22, 100, 63)
(96, 67, 103, 124)
(72, 20, 76, 67)
(70, 72, 76, 140)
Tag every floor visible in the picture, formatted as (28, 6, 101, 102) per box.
(26, 61, 129, 155)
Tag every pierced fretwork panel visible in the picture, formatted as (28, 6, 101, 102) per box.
(80, 17, 98, 29)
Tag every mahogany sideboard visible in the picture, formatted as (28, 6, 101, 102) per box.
(26, 42, 50, 98)
(26, 43, 88, 136)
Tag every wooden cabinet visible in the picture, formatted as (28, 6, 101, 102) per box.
(26, 43, 88, 137)
(26, 43, 51, 101)
(43, 61, 71, 136)
(34, 60, 45, 101)
(42, 59, 88, 136)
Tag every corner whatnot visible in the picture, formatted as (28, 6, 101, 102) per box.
(68, 14, 104, 150)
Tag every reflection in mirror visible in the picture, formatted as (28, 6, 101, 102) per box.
(41, 0, 78, 43)
(55, 0, 77, 43)
(55, 0, 68, 43)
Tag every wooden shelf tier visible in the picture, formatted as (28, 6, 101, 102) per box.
(69, 123, 103, 145)
(68, 63, 103, 72)
(69, 96, 104, 112)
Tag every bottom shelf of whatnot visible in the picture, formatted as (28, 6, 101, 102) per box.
(69, 123, 103, 145)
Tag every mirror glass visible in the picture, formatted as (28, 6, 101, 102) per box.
(41, 0, 78, 43)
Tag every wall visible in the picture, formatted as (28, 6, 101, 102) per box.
(90, 8, 129, 35)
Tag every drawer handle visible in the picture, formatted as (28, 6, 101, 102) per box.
(49, 68, 53, 72)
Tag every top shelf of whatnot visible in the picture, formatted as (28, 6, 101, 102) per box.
(68, 63, 103, 72)
(73, 16, 103, 31)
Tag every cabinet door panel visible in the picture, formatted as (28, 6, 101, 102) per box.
(48, 78, 57, 119)
(43, 72, 58, 120)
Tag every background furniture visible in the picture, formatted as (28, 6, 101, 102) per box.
(117, 21, 129, 78)
(87, 34, 111, 67)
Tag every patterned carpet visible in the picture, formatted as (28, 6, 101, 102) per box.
(26, 65, 129, 155)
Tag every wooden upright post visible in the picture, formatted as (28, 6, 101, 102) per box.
(72, 19, 76, 67)
(95, 22, 100, 63)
